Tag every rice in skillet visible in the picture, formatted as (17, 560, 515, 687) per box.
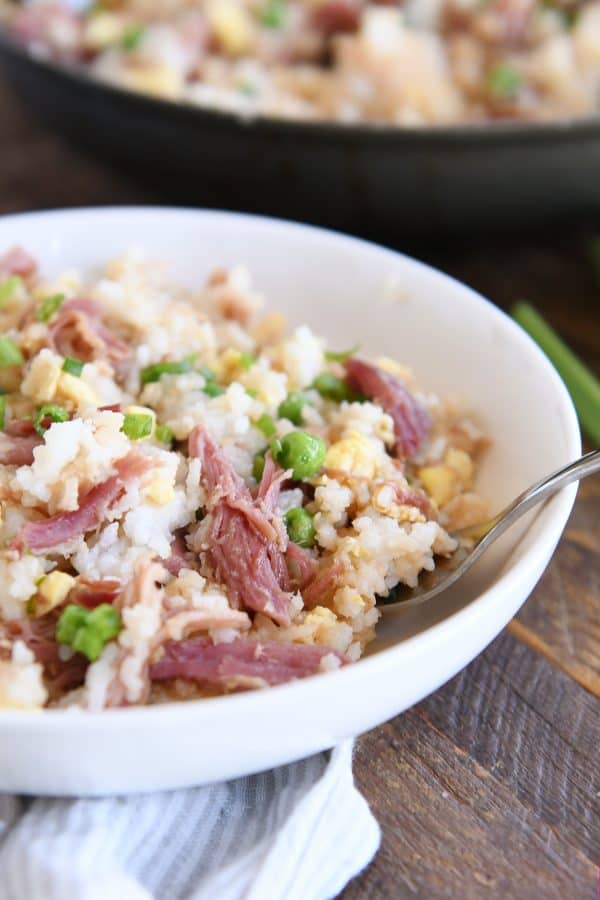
(0, 246, 488, 710)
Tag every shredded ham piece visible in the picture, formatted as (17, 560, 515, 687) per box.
(97, 558, 167, 708)
(345, 359, 431, 458)
(68, 577, 122, 609)
(302, 557, 347, 609)
(160, 532, 198, 576)
(160, 608, 251, 642)
(150, 636, 344, 689)
(189, 427, 294, 626)
(13, 451, 150, 554)
(49, 298, 131, 375)
(0, 246, 37, 282)
(8, 614, 87, 700)
(0, 432, 42, 466)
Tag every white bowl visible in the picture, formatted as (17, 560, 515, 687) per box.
(0, 208, 580, 796)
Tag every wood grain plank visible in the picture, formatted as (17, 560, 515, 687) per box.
(509, 473, 600, 697)
(342, 632, 599, 899)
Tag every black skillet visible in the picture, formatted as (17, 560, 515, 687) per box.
(1, 30, 600, 237)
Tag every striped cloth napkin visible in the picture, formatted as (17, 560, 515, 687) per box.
(0, 741, 380, 900)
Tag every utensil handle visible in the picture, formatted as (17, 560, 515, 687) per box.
(462, 449, 600, 546)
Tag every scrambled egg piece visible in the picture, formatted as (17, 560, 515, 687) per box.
(418, 447, 475, 507)
(21, 350, 61, 404)
(35, 571, 76, 617)
(57, 372, 98, 408)
(207, 0, 253, 55)
(325, 431, 379, 478)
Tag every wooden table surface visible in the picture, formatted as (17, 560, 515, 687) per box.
(0, 80, 598, 900)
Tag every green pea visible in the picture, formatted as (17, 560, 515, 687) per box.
(278, 392, 306, 425)
(273, 431, 326, 480)
(256, 413, 276, 437)
(284, 507, 315, 548)
(253, 448, 266, 481)
(312, 372, 354, 403)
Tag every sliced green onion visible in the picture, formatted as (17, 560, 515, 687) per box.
(35, 293, 65, 323)
(121, 24, 145, 50)
(0, 276, 22, 308)
(256, 413, 276, 437)
(34, 404, 69, 437)
(245, 388, 258, 399)
(121, 412, 154, 440)
(0, 335, 24, 367)
(0, 394, 6, 430)
(325, 343, 360, 363)
(203, 381, 225, 397)
(62, 357, 84, 377)
(487, 64, 522, 100)
(56, 603, 121, 662)
(155, 423, 174, 445)
(140, 355, 196, 385)
(261, 0, 286, 28)
(512, 302, 600, 445)
(238, 351, 255, 371)
(197, 364, 216, 381)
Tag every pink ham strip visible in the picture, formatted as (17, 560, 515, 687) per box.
(393, 485, 432, 518)
(7, 614, 88, 696)
(286, 540, 318, 589)
(345, 359, 431, 458)
(68, 578, 122, 609)
(0, 246, 37, 281)
(189, 426, 293, 626)
(160, 532, 198, 577)
(150, 636, 344, 688)
(302, 557, 347, 610)
(49, 298, 131, 373)
(0, 433, 42, 466)
(312, 0, 362, 35)
(14, 451, 150, 554)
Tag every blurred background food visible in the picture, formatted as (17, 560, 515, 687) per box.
(1, 0, 600, 124)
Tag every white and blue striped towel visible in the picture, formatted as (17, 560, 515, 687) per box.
(0, 741, 380, 900)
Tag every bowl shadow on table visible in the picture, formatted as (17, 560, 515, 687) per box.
(3, 34, 600, 241)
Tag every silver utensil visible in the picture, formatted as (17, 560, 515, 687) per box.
(381, 449, 600, 608)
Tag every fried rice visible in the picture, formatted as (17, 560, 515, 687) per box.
(3, 0, 600, 125)
(0, 245, 489, 710)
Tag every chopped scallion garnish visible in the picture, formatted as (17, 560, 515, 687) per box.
(487, 64, 522, 100)
(140, 356, 196, 385)
(56, 603, 121, 662)
(261, 0, 286, 28)
(34, 404, 69, 437)
(121, 412, 154, 440)
(0, 276, 22, 308)
(0, 335, 24, 367)
(325, 343, 360, 363)
(121, 24, 145, 50)
(62, 357, 84, 377)
(35, 293, 65, 323)
(155, 424, 174, 445)
(238, 351, 255, 370)
(203, 381, 225, 397)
